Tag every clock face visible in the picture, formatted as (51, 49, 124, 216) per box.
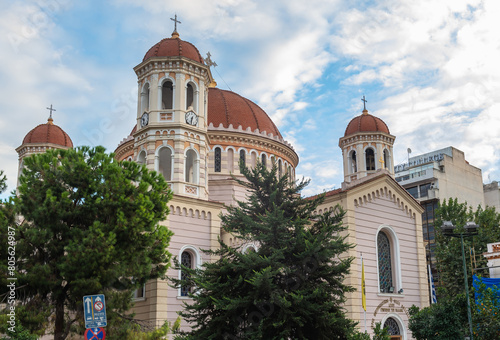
(185, 111, 198, 126)
(141, 112, 149, 127)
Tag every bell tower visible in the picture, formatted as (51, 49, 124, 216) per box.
(339, 97, 395, 185)
(132, 22, 215, 200)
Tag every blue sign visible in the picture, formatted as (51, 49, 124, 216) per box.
(83, 294, 107, 328)
(84, 327, 106, 340)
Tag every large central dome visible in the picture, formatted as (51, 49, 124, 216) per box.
(143, 36, 205, 64)
(208, 88, 282, 138)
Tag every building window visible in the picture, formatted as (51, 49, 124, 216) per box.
(158, 147, 173, 181)
(228, 149, 234, 173)
(180, 251, 193, 296)
(186, 83, 194, 109)
(185, 149, 198, 183)
(278, 159, 282, 177)
(251, 152, 257, 169)
(137, 150, 147, 165)
(261, 154, 267, 168)
(383, 317, 400, 336)
(162, 80, 173, 109)
(366, 148, 375, 171)
(239, 150, 246, 167)
(133, 284, 145, 300)
(214, 147, 221, 172)
(419, 183, 432, 198)
(350, 150, 357, 173)
(378, 231, 393, 293)
(141, 83, 150, 112)
(407, 186, 418, 198)
(383, 149, 390, 170)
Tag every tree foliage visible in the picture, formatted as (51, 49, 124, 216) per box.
(0, 147, 173, 340)
(408, 295, 466, 340)
(173, 162, 356, 340)
(435, 198, 500, 299)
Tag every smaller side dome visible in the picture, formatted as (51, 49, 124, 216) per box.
(22, 118, 73, 147)
(143, 35, 205, 64)
(344, 110, 390, 136)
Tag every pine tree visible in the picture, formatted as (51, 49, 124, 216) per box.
(0, 147, 173, 340)
(174, 163, 356, 339)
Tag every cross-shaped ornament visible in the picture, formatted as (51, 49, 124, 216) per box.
(361, 95, 367, 111)
(204, 52, 217, 68)
(46, 104, 56, 119)
(170, 14, 181, 33)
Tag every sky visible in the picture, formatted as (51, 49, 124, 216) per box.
(1, 0, 499, 198)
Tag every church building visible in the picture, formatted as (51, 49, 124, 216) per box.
(16, 27, 428, 339)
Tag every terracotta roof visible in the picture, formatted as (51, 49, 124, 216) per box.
(208, 88, 282, 138)
(22, 119, 73, 147)
(143, 37, 204, 64)
(344, 110, 390, 136)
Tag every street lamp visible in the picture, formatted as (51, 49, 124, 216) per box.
(441, 221, 479, 340)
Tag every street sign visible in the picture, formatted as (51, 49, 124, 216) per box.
(83, 294, 107, 328)
(84, 327, 106, 340)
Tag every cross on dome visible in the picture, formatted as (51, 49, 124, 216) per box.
(46, 104, 56, 124)
(361, 95, 368, 112)
(170, 14, 181, 37)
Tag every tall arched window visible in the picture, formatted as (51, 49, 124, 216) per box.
(180, 251, 193, 296)
(162, 80, 173, 109)
(141, 83, 150, 112)
(239, 150, 246, 167)
(214, 147, 222, 172)
(261, 154, 267, 168)
(186, 83, 194, 109)
(251, 152, 257, 169)
(378, 231, 393, 293)
(228, 149, 234, 173)
(278, 159, 282, 177)
(158, 147, 173, 181)
(383, 149, 390, 170)
(383, 317, 401, 336)
(137, 150, 147, 165)
(185, 149, 198, 183)
(366, 148, 375, 171)
(349, 150, 357, 173)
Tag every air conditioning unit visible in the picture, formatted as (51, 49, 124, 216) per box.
(429, 182, 437, 190)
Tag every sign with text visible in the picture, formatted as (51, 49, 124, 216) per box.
(83, 294, 107, 328)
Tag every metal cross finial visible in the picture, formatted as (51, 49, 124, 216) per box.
(46, 104, 56, 119)
(204, 52, 218, 68)
(361, 95, 367, 111)
(170, 14, 181, 33)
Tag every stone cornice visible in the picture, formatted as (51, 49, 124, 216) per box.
(134, 56, 211, 84)
(339, 131, 395, 148)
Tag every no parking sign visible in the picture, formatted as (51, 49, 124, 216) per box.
(84, 327, 106, 340)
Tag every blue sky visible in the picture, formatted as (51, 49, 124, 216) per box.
(1, 0, 499, 198)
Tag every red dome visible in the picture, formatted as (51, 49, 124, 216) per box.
(208, 88, 282, 138)
(344, 110, 390, 136)
(143, 37, 204, 64)
(22, 119, 73, 147)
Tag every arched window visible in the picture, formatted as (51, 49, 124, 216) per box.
(383, 149, 390, 170)
(378, 231, 393, 293)
(185, 149, 198, 183)
(228, 148, 234, 173)
(180, 251, 193, 296)
(162, 80, 173, 109)
(278, 159, 282, 177)
(239, 150, 246, 167)
(261, 154, 267, 168)
(186, 83, 194, 109)
(366, 148, 375, 171)
(158, 147, 173, 181)
(137, 150, 147, 165)
(383, 317, 401, 336)
(141, 83, 150, 112)
(350, 150, 357, 173)
(214, 147, 222, 172)
(251, 152, 257, 169)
